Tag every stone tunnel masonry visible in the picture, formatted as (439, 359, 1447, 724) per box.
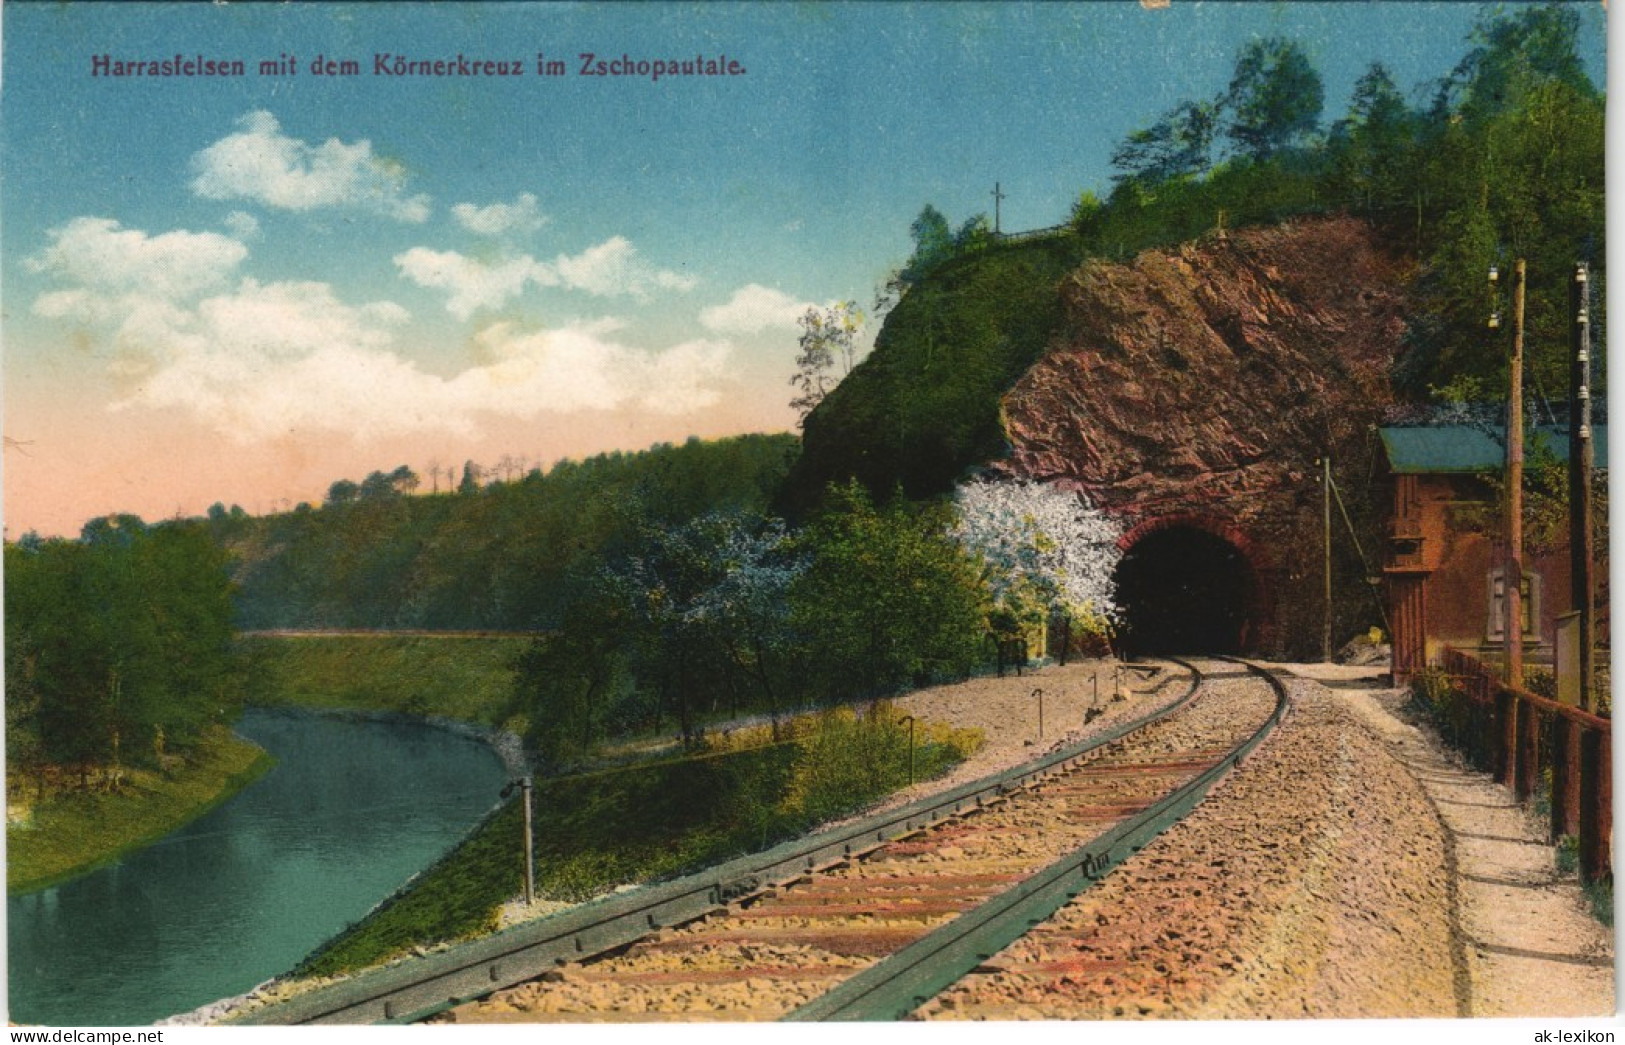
(1113, 513, 1277, 656)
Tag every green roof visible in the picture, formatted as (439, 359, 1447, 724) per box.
(1380, 424, 1608, 474)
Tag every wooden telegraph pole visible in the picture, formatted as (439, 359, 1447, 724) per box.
(1570, 262, 1596, 710)
(1551, 261, 1596, 842)
(1505, 260, 1526, 689)
(1502, 260, 1536, 801)
(1323, 455, 1333, 662)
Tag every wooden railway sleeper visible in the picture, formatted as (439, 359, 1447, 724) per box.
(784, 658, 1288, 1023)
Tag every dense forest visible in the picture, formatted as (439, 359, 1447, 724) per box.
(7, 6, 1605, 782)
(786, 4, 1604, 506)
(6, 518, 237, 781)
(215, 434, 800, 631)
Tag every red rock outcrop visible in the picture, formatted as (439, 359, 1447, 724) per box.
(999, 217, 1411, 656)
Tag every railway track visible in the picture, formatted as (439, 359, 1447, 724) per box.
(235, 657, 1288, 1025)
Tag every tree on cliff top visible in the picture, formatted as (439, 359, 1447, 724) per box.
(901, 205, 954, 283)
(1110, 100, 1218, 185)
(790, 301, 863, 426)
(1325, 63, 1420, 218)
(1224, 37, 1324, 161)
(1434, 2, 1595, 125)
(1110, 36, 1322, 183)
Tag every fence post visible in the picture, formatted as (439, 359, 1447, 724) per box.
(1579, 726, 1612, 883)
(1551, 716, 1582, 841)
(1467, 662, 1491, 768)
(1516, 697, 1541, 802)
(1496, 688, 1518, 789)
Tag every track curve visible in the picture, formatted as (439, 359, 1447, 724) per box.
(432, 657, 1289, 1024)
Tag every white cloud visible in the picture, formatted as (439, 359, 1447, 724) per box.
(393, 247, 557, 320)
(395, 236, 697, 317)
(118, 306, 732, 440)
(699, 284, 815, 334)
(455, 322, 730, 416)
(452, 193, 547, 236)
(27, 217, 249, 354)
(135, 338, 458, 442)
(192, 278, 406, 360)
(552, 236, 698, 297)
(639, 338, 734, 413)
(27, 216, 246, 301)
(190, 111, 430, 223)
(29, 218, 731, 440)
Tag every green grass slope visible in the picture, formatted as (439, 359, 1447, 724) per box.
(237, 634, 531, 730)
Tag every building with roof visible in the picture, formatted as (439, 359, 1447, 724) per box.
(1380, 420, 1608, 682)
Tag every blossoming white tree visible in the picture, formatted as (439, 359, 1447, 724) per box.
(950, 478, 1123, 653)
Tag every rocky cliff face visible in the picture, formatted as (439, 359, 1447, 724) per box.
(1001, 216, 1408, 508)
(999, 216, 1411, 655)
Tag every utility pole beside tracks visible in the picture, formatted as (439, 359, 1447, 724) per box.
(1569, 261, 1596, 711)
(1505, 259, 1527, 691)
(1322, 455, 1332, 662)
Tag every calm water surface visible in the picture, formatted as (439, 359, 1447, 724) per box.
(8, 709, 507, 1026)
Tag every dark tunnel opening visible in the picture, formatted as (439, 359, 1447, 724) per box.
(1113, 525, 1256, 655)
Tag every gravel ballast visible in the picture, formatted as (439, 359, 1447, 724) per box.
(921, 676, 1462, 1019)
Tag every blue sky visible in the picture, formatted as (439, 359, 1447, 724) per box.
(1, 1, 1608, 535)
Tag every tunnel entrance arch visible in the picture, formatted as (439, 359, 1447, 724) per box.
(1113, 516, 1266, 656)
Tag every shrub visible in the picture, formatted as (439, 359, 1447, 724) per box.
(781, 702, 982, 823)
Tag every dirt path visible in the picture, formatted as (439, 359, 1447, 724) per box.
(1293, 665, 1616, 1018)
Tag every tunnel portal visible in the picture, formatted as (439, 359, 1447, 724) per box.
(1113, 524, 1258, 655)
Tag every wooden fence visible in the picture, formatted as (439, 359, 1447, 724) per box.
(1439, 648, 1611, 882)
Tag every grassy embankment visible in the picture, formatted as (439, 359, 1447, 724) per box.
(6, 727, 274, 895)
(235, 633, 532, 730)
(298, 707, 982, 977)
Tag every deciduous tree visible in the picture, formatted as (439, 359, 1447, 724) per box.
(951, 478, 1122, 621)
(1223, 37, 1324, 161)
(1110, 100, 1219, 184)
(790, 301, 863, 425)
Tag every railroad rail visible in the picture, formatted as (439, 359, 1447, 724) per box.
(235, 657, 1287, 1025)
(787, 658, 1288, 1021)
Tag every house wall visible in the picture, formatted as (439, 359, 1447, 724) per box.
(1387, 470, 1596, 678)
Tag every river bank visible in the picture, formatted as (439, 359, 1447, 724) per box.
(6, 727, 274, 896)
(9, 708, 511, 1027)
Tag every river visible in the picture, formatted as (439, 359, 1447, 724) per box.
(7, 708, 509, 1026)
